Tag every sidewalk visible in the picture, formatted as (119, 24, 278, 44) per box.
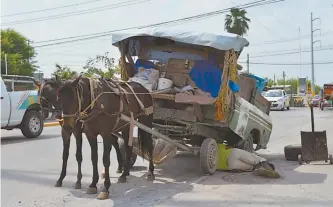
(154, 110, 333, 207)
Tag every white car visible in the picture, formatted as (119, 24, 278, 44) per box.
(263, 89, 290, 111)
(1, 76, 44, 138)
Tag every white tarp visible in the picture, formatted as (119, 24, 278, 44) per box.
(111, 28, 249, 52)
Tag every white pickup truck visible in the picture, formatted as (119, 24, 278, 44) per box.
(1, 76, 44, 138)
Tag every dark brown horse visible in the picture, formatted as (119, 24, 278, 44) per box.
(37, 76, 125, 190)
(57, 76, 155, 199)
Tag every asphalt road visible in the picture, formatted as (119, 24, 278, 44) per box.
(1, 107, 333, 207)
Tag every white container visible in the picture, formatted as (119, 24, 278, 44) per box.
(157, 78, 173, 90)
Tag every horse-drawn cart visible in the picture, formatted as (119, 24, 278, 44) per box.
(111, 29, 273, 175)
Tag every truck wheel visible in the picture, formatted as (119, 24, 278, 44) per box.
(284, 144, 302, 161)
(237, 133, 254, 153)
(118, 138, 137, 169)
(200, 138, 218, 175)
(21, 110, 44, 138)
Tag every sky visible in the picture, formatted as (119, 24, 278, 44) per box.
(1, 0, 333, 86)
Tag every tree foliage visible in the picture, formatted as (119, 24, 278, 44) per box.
(224, 8, 251, 36)
(82, 52, 120, 78)
(1, 29, 38, 75)
(52, 64, 78, 79)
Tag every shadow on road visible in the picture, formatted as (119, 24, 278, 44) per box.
(1, 134, 59, 145)
(156, 195, 333, 207)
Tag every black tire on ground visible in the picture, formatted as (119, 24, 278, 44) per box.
(200, 138, 218, 175)
(118, 138, 137, 169)
(20, 110, 44, 138)
(284, 144, 302, 161)
(287, 106, 290, 110)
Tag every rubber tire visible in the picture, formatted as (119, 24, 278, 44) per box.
(284, 144, 302, 161)
(20, 110, 44, 138)
(118, 138, 137, 169)
(287, 106, 290, 110)
(200, 138, 218, 175)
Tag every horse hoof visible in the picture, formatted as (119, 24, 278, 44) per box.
(74, 182, 81, 189)
(87, 187, 98, 194)
(117, 176, 127, 183)
(97, 191, 109, 200)
(54, 181, 62, 187)
(101, 173, 105, 179)
(116, 169, 122, 174)
(147, 174, 155, 181)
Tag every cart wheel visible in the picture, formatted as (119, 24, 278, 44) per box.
(298, 155, 303, 165)
(329, 154, 333, 165)
(200, 138, 218, 175)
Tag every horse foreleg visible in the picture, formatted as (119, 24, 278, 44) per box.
(73, 129, 83, 189)
(55, 128, 71, 187)
(86, 134, 99, 194)
(118, 127, 131, 183)
(97, 135, 112, 200)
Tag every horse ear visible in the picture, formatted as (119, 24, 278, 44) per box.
(55, 75, 61, 83)
(32, 79, 41, 89)
(72, 75, 82, 87)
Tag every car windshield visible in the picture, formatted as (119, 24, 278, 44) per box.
(264, 91, 283, 97)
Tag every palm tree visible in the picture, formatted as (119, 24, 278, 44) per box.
(224, 8, 251, 36)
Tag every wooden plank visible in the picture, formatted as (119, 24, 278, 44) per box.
(153, 107, 196, 122)
(151, 93, 175, 100)
(193, 103, 204, 122)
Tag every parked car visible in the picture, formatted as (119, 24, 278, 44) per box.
(1, 76, 44, 138)
(263, 89, 290, 111)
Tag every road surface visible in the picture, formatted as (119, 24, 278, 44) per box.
(1, 108, 333, 207)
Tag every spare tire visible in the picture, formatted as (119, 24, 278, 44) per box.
(284, 144, 302, 161)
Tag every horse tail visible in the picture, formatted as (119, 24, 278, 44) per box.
(137, 113, 154, 161)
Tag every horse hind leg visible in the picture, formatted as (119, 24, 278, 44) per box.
(138, 114, 155, 181)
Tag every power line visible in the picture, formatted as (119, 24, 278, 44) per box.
(32, 0, 285, 48)
(250, 31, 333, 46)
(238, 45, 333, 59)
(239, 61, 333, 65)
(1, 0, 150, 26)
(1, 0, 104, 17)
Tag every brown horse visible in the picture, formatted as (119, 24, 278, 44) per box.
(57, 76, 155, 199)
(37, 76, 125, 190)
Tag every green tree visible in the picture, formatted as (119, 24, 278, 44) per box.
(224, 8, 251, 36)
(82, 52, 119, 78)
(52, 64, 78, 79)
(1, 29, 38, 75)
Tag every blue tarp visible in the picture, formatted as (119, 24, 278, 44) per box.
(189, 61, 222, 98)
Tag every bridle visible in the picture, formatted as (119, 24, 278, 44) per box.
(39, 81, 62, 114)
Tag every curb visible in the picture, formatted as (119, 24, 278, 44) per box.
(44, 122, 60, 127)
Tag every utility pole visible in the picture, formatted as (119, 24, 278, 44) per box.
(282, 71, 286, 90)
(310, 12, 321, 97)
(246, 54, 249, 73)
(27, 39, 31, 64)
(5, 53, 8, 75)
(273, 74, 276, 86)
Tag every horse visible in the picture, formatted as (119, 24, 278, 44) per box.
(57, 76, 155, 200)
(36, 76, 125, 190)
